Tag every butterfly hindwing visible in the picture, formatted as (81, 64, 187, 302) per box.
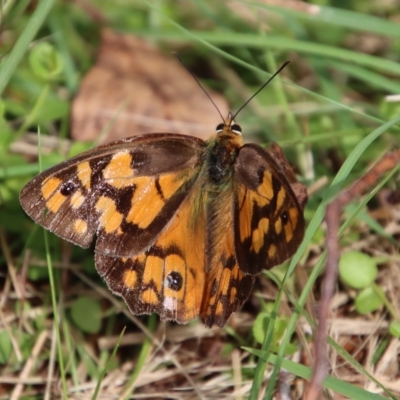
(200, 190, 255, 327)
(233, 143, 307, 275)
(201, 253, 255, 327)
(20, 133, 205, 257)
(95, 188, 207, 324)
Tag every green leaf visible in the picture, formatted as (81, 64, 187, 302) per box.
(355, 287, 384, 314)
(29, 42, 63, 81)
(70, 297, 102, 334)
(339, 251, 378, 289)
(253, 312, 287, 345)
(389, 321, 400, 338)
(0, 331, 12, 364)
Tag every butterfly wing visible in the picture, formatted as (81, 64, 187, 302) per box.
(233, 143, 307, 275)
(20, 133, 205, 257)
(95, 186, 207, 324)
(200, 190, 255, 327)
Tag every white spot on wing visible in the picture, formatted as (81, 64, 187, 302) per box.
(163, 296, 178, 311)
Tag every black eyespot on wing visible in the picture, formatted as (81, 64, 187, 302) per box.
(166, 271, 183, 291)
(60, 181, 76, 196)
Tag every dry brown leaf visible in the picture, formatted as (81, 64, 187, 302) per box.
(71, 29, 229, 143)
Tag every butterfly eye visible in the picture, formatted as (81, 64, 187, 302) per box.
(231, 124, 242, 135)
(216, 123, 224, 133)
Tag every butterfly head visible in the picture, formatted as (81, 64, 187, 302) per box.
(216, 112, 242, 137)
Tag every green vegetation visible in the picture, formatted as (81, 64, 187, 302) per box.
(1, 1, 400, 399)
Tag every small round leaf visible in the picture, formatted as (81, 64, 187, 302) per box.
(70, 297, 102, 334)
(253, 312, 287, 345)
(29, 43, 63, 81)
(355, 287, 383, 314)
(339, 251, 378, 289)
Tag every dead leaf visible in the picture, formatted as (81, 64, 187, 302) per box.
(71, 29, 229, 143)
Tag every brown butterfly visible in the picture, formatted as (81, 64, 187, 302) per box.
(20, 72, 307, 328)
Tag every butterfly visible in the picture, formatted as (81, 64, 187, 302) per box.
(20, 110, 307, 327)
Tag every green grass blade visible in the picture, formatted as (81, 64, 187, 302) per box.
(246, 349, 392, 400)
(254, 2, 400, 38)
(92, 327, 126, 400)
(140, 31, 400, 76)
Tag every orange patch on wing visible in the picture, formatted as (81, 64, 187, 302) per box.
(73, 219, 88, 234)
(275, 218, 282, 235)
(208, 282, 217, 306)
(103, 152, 134, 188)
(126, 177, 165, 229)
(284, 223, 293, 242)
(230, 287, 237, 303)
(289, 207, 299, 230)
(237, 184, 246, 209)
(46, 193, 67, 213)
(141, 288, 159, 305)
(41, 177, 62, 200)
(268, 244, 277, 259)
(123, 269, 137, 289)
(42, 178, 67, 213)
(137, 253, 146, 264)
(70, 190, 85, 209)
(251, 229, 261, 252)
(238, 187, 252, 242)
(257, 171, 274, 200)
(96, 196, 123, 233)
(180, 267, 198, 314)
(158, 172, 187, 200)
(275, 187, 286, 213)
(143, 255, 163, 293)
(251, 217, 269, 253)
(258, 217, 270, 234)
(77, 161, 91, 189)
(215, 301, 224, 317)
(219, 267, 232, 296)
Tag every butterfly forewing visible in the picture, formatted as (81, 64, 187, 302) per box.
(233, 144, 306, 275)
(20, 133, 205, 257)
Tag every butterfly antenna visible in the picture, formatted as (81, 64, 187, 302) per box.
(232, 60, 291, 120)
(173, 51, 225, 123)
